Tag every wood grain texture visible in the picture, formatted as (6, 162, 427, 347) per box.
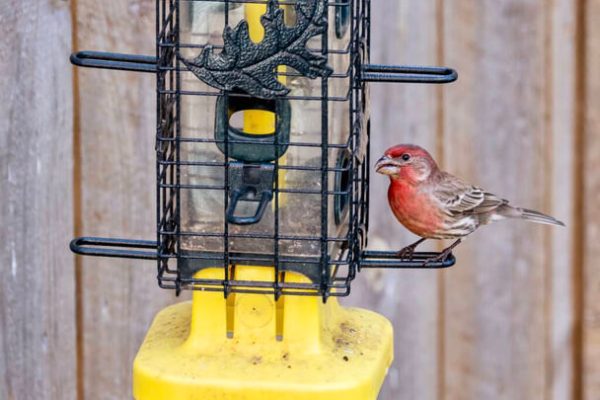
(441, 1, 551, 399)
(342, 2, 444, 399)
(73, 0, 181, 397)
(0, 1, 76, 399)
(583, 0, 600, 398)
(548, 1, 578, 399)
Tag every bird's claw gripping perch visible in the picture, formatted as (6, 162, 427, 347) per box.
(421, 239, 462, 267)
(421, 252, 451, 267)
(396, 246, 416, 261)
(396, 237, 427, 261)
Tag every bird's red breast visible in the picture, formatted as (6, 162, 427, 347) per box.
(387, 179, 444, 238)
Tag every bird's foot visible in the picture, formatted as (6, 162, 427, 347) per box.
(396, 238, 427, 261)
(422, 252, 449, 267)
(397, 245, 417, 261)
(421, 239, 462, 267)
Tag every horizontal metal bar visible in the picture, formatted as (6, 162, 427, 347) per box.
(159, 159, 351, 173)
(362, 64, 458, 84)
(163, 136, 351, 148)
(70, 51, 157, 73)
(70, 237, 158, 260)
(173, 230, 350, 242)
(360, 250, 456, 269)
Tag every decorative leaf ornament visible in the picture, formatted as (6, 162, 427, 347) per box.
(180, 0, 332, 98)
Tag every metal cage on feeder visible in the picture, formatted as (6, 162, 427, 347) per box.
(70, 1, 459, 398)
(70, 0, 457, 301)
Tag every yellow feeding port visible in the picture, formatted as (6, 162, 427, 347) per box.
(133, 267, 394, 400)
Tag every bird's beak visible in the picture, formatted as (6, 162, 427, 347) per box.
(375, 156, 400, 175)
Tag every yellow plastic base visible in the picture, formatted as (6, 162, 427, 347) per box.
(133, 267, 394, 400)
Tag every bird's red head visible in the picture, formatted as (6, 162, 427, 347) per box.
(375, 144, 439, 184)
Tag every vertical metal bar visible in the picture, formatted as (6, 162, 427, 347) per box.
(174, 0, 182, 293)
(274, 99, 281, 300)
(356, 0, 363, 280)
(223, 0, 231, 297)
(320, 0, 330, 301)
(274, 1, 282, 297)
(351, 0, 357, 269)
(273, 3, 282, 300)
(348, 0, 357, 289)
(156, 0, 162, 283)
(156, 0, 160, 273)
(365, 0, 371, 234)
(364, 121, 371, 235)
(161, 0, 165, 33)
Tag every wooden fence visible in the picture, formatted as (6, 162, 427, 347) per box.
(1, 0, 598, 399)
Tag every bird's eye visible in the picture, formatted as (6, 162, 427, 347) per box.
(401, 153, 411, 161)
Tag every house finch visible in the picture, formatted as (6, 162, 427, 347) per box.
(375, 144, 564, 265)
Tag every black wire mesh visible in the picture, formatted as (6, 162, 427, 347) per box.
(154, 0, 369, 299)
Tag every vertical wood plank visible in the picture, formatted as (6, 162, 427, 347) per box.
(548, 0, 578, 399)
(343, 1, 443, 399)
(582, 0, 600, 398)
(73, 0, 180, 397)
(441, 1, 554, 399)
(0, 1, 76, 399)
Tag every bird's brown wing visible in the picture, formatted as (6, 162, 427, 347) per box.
(432, 172, 506, 217)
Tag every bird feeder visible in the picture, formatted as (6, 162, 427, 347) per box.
(70, 1, 457, 399)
